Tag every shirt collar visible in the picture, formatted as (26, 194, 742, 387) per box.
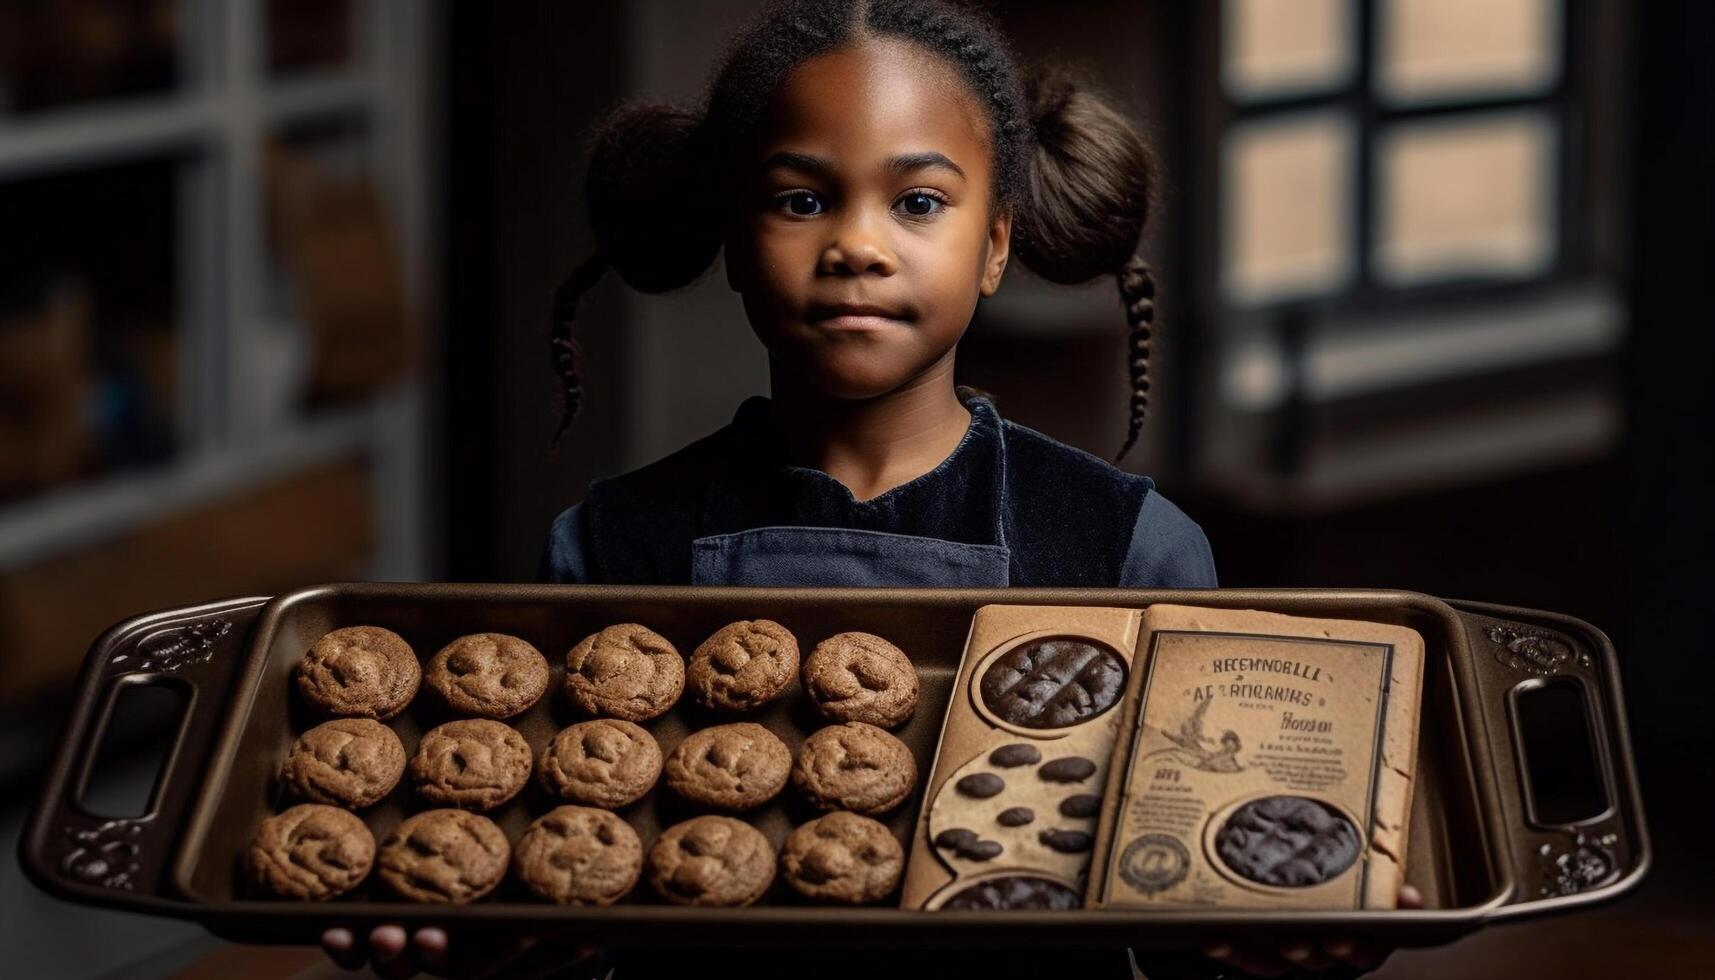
(706, 389, 1009, 547)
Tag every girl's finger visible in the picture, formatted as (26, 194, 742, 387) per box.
(1276, 937, 1335, 971)
(320, 927, 365, 972)
(370, 924, 420, 980)
(1320, 937, 1356, 960)
(1399, 883, 1424, 909)
(1204, 939, 1294, 978)
(370, 924, 408, 960)
(412, 927, 449, 975)
(1328, 939, 1390, 972)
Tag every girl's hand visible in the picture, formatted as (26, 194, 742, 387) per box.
(321, 924, 589, 978)
(1200, 884, 1424, 978)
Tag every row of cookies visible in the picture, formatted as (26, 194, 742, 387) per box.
(281, 618, 922, 815)
(278, 715, 920, 819)
(570, 621, 922, 727)
(293, 621, 920, 727)
(295, 627, 546, 720)
(260, 619, 924, 908)
(247, 803, 905, 907)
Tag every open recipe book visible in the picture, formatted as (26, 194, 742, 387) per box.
(902, 604, 1423, 912)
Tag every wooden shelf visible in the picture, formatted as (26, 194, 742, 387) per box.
(0, 94, 216, 179)
(0, 404, 379, 569)
(0, 0, 436, 579)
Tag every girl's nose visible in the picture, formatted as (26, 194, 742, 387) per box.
(819, 219, 897, 276)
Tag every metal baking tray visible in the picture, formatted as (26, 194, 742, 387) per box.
(19, 584, 1648, 949)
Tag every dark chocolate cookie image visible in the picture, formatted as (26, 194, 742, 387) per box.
(1213, 795, 1362, 887)
(801, 631, 918, 728)
(939, 874, 1082, 910)
(513, 805, 643, 905)
(781, 811, 904, 904)
(246, 803, 375, 900)
(663, 722, 791, 811)
(278, 717, 406, 809)
(564, 623, 685, 722)
(295, 625, 420, 720)
(686, 619, 800, 713)
(978, 636, 1126, 730)
(792, 722, 917, 815)
(423, 632, 549, 719)
(647, 815, 776, 906)
(377, 809, 510, 904)
(409, 719, 532, 812)
(538, 718, 662, 808)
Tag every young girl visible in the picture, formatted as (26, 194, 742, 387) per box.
(324, 0, 1417, 975)
(534, 14, 1215, 593)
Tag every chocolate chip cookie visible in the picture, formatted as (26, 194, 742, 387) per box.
(538, 719, 662, 808)
(409, 719, 532, 811)
(564, 623, 685, 721)
(801, 632, 918, 729)
(685, 619, 800, 713)
(979, 637, 1126, 729)
(295, 625, 420, 720)
(647, 815, 775, 906)
(278, 717, 405, 808)
(377, 809, 510, 903)
(1214, 795, 1362, 887)
(792, 722, 917, 815)
(424, 632, 549, 719)
(512, 805, 643, 905)
(780, 811, 904, 904)
(663, 722, 791, 811)
(246, 803, 375, 900)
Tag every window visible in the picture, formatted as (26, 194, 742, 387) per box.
(1198, 0, 1622, 503)
(0, 0, 433, 577)
(1219, 0, 1573, 309)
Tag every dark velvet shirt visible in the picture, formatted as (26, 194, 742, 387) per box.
(539, 390, 1217, 590)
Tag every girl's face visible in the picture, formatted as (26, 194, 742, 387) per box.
(725, 37, 1012, 401)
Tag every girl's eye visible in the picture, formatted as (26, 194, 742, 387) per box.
(897, 190, 947, 218)
(771, 189, 949, 218)
(775, 190, 824, 217)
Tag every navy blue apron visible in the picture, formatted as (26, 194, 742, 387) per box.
(690, 525, 1011, 587)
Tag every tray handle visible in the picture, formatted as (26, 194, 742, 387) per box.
(18, 596, 270, 915)
(1443, 599, 1650, 922)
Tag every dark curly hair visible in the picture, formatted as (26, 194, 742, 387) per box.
(552, 0, 1160, 462)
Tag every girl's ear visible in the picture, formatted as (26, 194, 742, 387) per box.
(980, 209, 1012, 297)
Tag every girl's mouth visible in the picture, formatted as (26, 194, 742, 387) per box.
(809, 314, 906, 332)
(805, 300, 913, 332)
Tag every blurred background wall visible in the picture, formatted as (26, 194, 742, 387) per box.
(0, 0, 1709, 976)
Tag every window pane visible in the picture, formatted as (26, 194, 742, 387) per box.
(1223, 112, 1355, 305)
(1223, 0, 1354, 101)
(1378, 0, 1561, 105)
(268, 0, 359, 75)
(0, 0, 183, 115)
(0, 157, 180, 502)
(1375, 112, 1556, 286)
(263, 121, 412, 410)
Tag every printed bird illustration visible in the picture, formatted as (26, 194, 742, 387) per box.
(1147, 697, 1244, 773)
